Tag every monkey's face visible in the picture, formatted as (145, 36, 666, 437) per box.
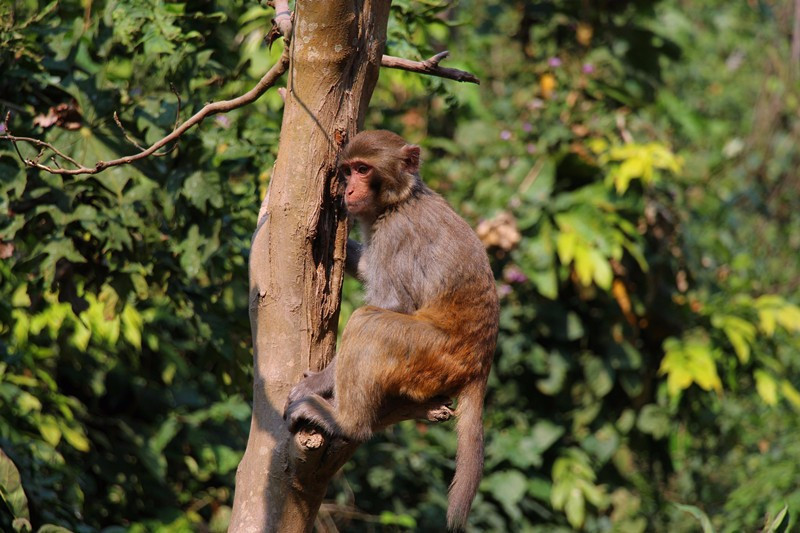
(341, 160, 379, 218)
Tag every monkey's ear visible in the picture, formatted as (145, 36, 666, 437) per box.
(401, 144, 421, 174)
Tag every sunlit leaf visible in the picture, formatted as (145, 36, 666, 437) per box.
(0, 448, 30, 521)
(39, 416, 62, 447)
(781, 381, 800, 409)
(659, 335, 721, 396)
(61, 424, 90, 453)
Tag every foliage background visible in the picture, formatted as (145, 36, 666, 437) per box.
(1, 0, 799, 531)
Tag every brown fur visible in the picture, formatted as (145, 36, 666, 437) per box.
(285, 130, 499, 531)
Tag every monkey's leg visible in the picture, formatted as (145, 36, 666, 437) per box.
(326, 307, 438, 441)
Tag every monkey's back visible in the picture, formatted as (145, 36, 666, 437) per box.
(360, 186, 499, 397)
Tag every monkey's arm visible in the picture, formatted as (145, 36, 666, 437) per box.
(345, 239, 364, 279)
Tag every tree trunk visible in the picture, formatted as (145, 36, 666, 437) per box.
(229, 1, 391, 531)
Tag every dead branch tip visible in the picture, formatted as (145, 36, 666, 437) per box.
(381, 50, 480, 84)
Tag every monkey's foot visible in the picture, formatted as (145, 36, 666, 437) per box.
(283, 369, 335, 417)
(425, 396, 455, 422)
(285, 394, 339, 436)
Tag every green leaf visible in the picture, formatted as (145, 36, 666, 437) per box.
(0, 448, 30, 521)
(781, 381, 800, 410)
(39, 416, 62, 447)
(573, 243, 593, 286)
(754, 370, 778, 406)
(763, 504, 789, 533)
(36, 526, 75, 533)
(61, 424, 90, 453)
(378, 511, 416, 528)
(674, 503, 715, 533)
(636, 404, 671, 439)
(659, 335, 721, 396)
(564, 485, 586, 529)
(13, 518, 33, 533)
(483, 470, 528, 521)
(588, 248, 613, 290)
(16, 392, 42, 415)
(551, 450, 607, 528)
(11, 284, 30, 307)
(556, 231, 578, 265)
(529, 420, 565, 457)
(584, 355, 614, 398)
(712, 314, 756, 363)
(182, 171, 223, 211)
(121, 306, 143, 349)
(537, 352, 569, 395)
(38, 239, 86, 285)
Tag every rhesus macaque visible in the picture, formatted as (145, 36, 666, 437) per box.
(284, 130, 499, 530)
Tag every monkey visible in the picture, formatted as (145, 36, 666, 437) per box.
(284, 130, 499, 531)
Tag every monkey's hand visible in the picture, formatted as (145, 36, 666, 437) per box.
(284, 394, 341, 437)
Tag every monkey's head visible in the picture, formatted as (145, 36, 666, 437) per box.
(339, 130, 421, 220)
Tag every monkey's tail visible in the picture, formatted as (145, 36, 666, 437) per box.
(447, 381, 486, 531)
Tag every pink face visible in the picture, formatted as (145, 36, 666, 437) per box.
(341, 160, 376, 217)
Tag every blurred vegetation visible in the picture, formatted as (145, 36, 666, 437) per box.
(1, 0, 798, 531)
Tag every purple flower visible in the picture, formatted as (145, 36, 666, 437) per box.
(548, 57, 562, 68)
(215, 115, 231, 129)
(526, 143, 537, 154)
(0, 123, 5, 133)
(522, 122, 533, 133)
(582, 63, 595, 74)
(497, 284, 513, 298)
(504, 266, 528, 284)
(500, 129, 512, 141)
(529, 98, 544, 110)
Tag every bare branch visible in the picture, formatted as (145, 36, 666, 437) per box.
(381, 50, 480, 84)
(4, 112, 83, 169)
(2, 47, 291, 176)
(267, 0, 293, 48)
(273, 0, 293, 41)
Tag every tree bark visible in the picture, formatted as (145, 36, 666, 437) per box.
(229, 1, 391, 531)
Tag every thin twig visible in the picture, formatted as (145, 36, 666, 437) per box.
(169, 83, 182, 131)
(381, 50, 480, 84)
(1, 47, 290, 176)
(792, 0, 800, 77)
(34, 147, 46, 164)
(113, 111, 147, 152)
(4, 112, 27, 164)
(113, 105, 178, 158)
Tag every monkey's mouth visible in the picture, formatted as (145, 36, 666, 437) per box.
(346, 199, 367, 213)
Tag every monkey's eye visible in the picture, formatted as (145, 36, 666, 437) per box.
(356, 164, 370, 174)
(341, 166, 351, 177)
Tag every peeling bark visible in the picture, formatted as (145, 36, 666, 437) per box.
(229, 1, 392, 531)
